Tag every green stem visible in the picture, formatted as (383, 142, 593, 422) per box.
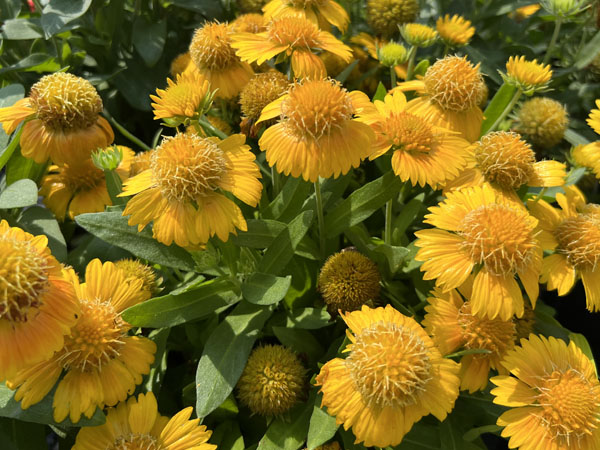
(197, 117, 228, 139)
(389, 66, 397, 88)
(104, 169, 126, 205)
(0, 124, 24, 170)
(271, 166, 281, 198)
(405, 45, 418, 81)
(531, 187, 548, 204)
(543, 17, 562, 65)
(103, 113, 151, 150)
(384, 199, 393, 245)
(487, 89, 522, 133)
(314, 178, 326, 260)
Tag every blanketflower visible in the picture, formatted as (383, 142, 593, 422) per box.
(262, 0, 350, 32)
(436, 14, 475, 48)
(588, 99, 600, 135)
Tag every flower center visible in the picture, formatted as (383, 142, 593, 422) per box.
(424, 56, 484, 111)
(109, 434, 164, 450)
(457, 302, 515, 357)
(268, 16, 321, 48)
(281, 80, 354, 140)
(346, 321, 432, 409)
(459, 204, 537, 276)
(151, 134, 227, 202)
(240, 71, 289, 120)
(381, 111, 434, 153)
(58, 297, 128, 371)
(189, 22, 238, 70)
(60, 162, 106, 193)
(554, 213, 600, 271)
(0, 236, 50, 322)
(29, 72, 103, 131)
(536, 369, 600, 445)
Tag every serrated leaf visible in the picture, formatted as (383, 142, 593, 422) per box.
(286, 308, 332, 329)
(257, 397, 313, 450)
(132, 17, 166, 67)
(306, 394, 338, 450)
(480, 83, 517, 136)
(40, 0, 92, 38)
(18, 206, 67, 262)
(242, 273, 292, 305)
(0, 178, 37, 208)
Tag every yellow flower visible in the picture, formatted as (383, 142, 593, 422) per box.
(491, 334, 600, 450)
(128, 149, 154, 177)
(588, 99, 600, 135)
(7, 259, 156, 423)
(239, 70, 290, 135)
(188, 22, 253, 99)
(120, 133, 262, 247)
(528, 187, 600, 311)
(366, 0, 419, 38)
(72, 391, 216, 450)
(354, 89, 470, 187)
(263, 0, 350, 32)
(231, 16, 351, 80)
(230, 13, 267, 33)
(169, 52, 192, 77)
(0, 220, 79, 381)
(150, 70, 211, 121)
(573, 141, 600, 180)
(511, 3, 541, 21)
(415, 184, 542, 320)
(423, 286, 517, 393)
(377, 42, 408, 67)
(316, 305, 460, 447)
(503, 55, 552, 94)
(400, 23, 438, 47)
(436, 14, 475, 47)
(237, 345, 305, 416)
(394, 55, 485, 142)
(257, 79, 375, 182)
(516, 97, 568, 148)
(114, 258, 161, 298)
(0, 72, 114, 165)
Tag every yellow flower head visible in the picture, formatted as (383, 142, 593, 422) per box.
(189, 22, 254, 98)
(0, 73, 114, 165)
(8, 259, 156, 423)
(239, 0, 269, 13)
(169, 52, 192, 76)
(516, 97, 568, 148)
(366, 0, 419, 37)
(263, 0, 350, 32)
(316, 305, 460, 447)
(512, 3, 541, 21)
(0, 221, 79, 381)
(150, 70, 211, 121)
(504, 55, 552, 94)
(237, 345, 305, 416)
(436, 14, 475, 47)
(400, 23, 438, 47)
(587, 99, 600, 135)
(240, 70, 290, 123)
(230, 13, 266, 33)
(415, 184, 542, 320)
(423, 287, 516, 393)
(377, 42, 408, 67)
(129, 149, 154, 177)
(491, 334, 600, 450)
(121, 133, 262, 247)
(573, 141, 600, 181)
(115, 258, 161, 298)
(318, 250, 381, 312)
(257, 79, 375, 182)
(73, 391, 216, 450)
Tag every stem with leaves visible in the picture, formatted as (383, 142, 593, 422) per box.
(487, 89, 522, 133)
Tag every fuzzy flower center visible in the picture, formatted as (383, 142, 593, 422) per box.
(554, 213, 600, 271)
(381, 111, 434, 153)
(0, 237, 50, 322)
(109, 434, 163, 450)
(115, 259, 159, 295)
(29, 72, 103, 131)
(240, 71, 289, 120)
(268, 16, 320, 48)
(457, 302, 515, 357)
(346, 321, 432, 409)
(151, 134, 227, 202)
(459, 204, 537, 276)
(474, 131, 535, 190)
(189, 23, 238, 70)
(281, 80, 354, 140)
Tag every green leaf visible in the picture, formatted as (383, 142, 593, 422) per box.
(231, 219, 287, 248)
(324, 171, 402, 238)
(0, 418, 47, 450)
(272, 326, 324, 364)
(0, 85, 25, 169)
(569, 332, 597, 374)
(18, 206, 67, 262)
(262, 177, 312, 222)
(0, 178, 37, 208)
(195, 301, 273, 418)
(75, 211, 196, 271)
(286, 308, 332, 329)
(306, 394, 338, 450)
(371, 244, 410, 276)
(372, 81, 387, 101)
(257, 397, 313, 450)
(0, 0, 22, 20)
(564, 129, 589, 147)
(171, 0, 225, 18)
(0, 54, 51, 76)
(242, 273, 292, 305)
(40, 0, 92, 38)
(132, 17, 167, 67)
(480, 83, 517, 136)
(462, 425, 502, 442)
(575, 30, 600, 69)
(0, 84, 24, 108)
(1, 18, 43, 40)
(335, 59, 359, 83)
(5, 147, 45, 185)
(257, 210, 314, 275)
(122, 277, 239, 328)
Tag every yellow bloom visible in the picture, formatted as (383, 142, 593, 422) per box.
(588, 99, 600, 135)
(257, 79, 375, 182)
(231, 16, 351, 80)
(128, 149, 154, 177)
(316, 305, 460, 447)
(511, 3, 541, 21)
(7, 259, 156, 423)
(230, 13, 267, 33)
(0, 220, 79, 381)
(366, 0, 419, 38)
(377, 42, 408, 67)
(415, 184, 542, 320)
(72, 391, 216, 450)
(263, 0, 350, 32)
(120, 133, 262, 247)
(188, 22, 254, 99)
(423, 286, 516, 393)
(150, 70, 211, 121)
(504, 55, 552, 94)
(354, 89, 470, 187)
(516, 97, 568, 148)
(436, 14, 475, 47)
(114, 258, 161, 298)
(239, 70, 290, 135)
(0, 72, 114, 165)
(573, 141, 600, 180)
(491, 334, 600, 450)
(169, 52, 192, 77)
(400, 23, 438, 47)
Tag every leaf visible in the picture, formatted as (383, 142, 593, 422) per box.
(75, 211, 196, 271)
(0, 84, 24, 108)
(462, 425, 502, 442)
(0, 0, 22, 20)
(371, 244, 410, 275)
(195, 301, 273, 418)
(575, 30, 600, 69)
(122, 277, 239, 328)
(231, 219, 287, 248)
(569, 332, 597, 374)
(306, 394, 338, 450)
(19, 206, 67, 262)
(257, 398, 313, 450)
(372, 81, 387, 101)
(0, 54, 51, 76)
(324, 171, 402, 238)
(40, 0, 92, 38)
(132, 17, 167, 67)
(272, 327, 324, 364)
(5, 147, 45, 185)
(480, 83, 517, 136)
(0, 179, 38, 208)
(0, 418, 47, 450)
(171, 0, 225, 18)
(564, 129, 589, 147)
(261, 177, 312, 222)
(335, 59, 359, 83)
(0, 85, 25, 169)
(286, 308, 332, 329)
(1, 18, 42, 40)
(242, 273, 292, 305)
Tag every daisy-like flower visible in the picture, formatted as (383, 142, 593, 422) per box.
(511, 3, 541, 21)
(366, 0, 419, 38)
(150, 70, 211, 121)
(528, 186, 600, 311)
(114, 258, 161, 299)
(516, 97, 568, 149)
(257, 78, 375, 182)
(436, 14, 475, 48)
(7, 259, 156, 423)
(573, 141, 600, 180)
(491, 334, 600, 450)
(230, 13, 267, 33)
(128, 150, 154, 177)
(415, 184, 542, 320)
(588, 99, 600, 135)
(120, 133, 262, 247)
(240, 71, 290, 136)
(400, 23, 438, 47)
(72, 392, 216, 450)
(316, 305, 460, 447)
(0, 221, 79, 381)
(263, 0, 350, 32)
(188, 22, 254, 99)
(0, 72, 114, 165)
(354, 89, 470, 188)
(40, 146, 134, 221)
(423, 286, 517, 393)
(395, 55, 486, 142)
(231, 16, 352, 80)
(503, 55, 552, 95)
(169, 52, 192, 77)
